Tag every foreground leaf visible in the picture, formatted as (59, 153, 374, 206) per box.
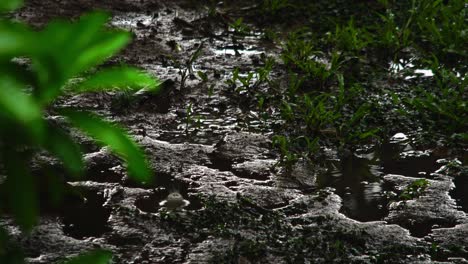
(0, 75, 44, 141)
(0, 21, 33, 56)
(59, 109, 152, 182)
(42, 124, 84, 178)
(63, 250, 112, 264)
(71, 30, 131, 77)
(0, 0, 22, 12)
(73, 67, 160, 93)
(32, 12, 131, 105)
(2, 150, 37, 232)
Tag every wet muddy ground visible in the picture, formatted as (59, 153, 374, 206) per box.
(2, 0, 468, 263)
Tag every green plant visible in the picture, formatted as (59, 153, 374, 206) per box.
(272, 135, 299, 168)
(398, 179, 430, 200)
(229, 18, 250, 36)
(414, 0, 467, 65)
(226, 57, 274, 93)
(374, 2, 414, 60)
(0, 2, 159, 263)
(329, 18, 372, 54)
(404, 57, 467, 136)
(179, 42, 204, 89)
(300, 93, 340, 134)
(333, 78, 379, 150)
(282, 32, 343, 90)
(261, 0, 291, 16)
(60, 250, 112, 264)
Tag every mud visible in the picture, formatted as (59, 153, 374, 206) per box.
(2, 0, 467, 263)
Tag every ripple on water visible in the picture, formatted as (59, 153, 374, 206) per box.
(317, 155, 391, 222)
(317, 141, 443, 222)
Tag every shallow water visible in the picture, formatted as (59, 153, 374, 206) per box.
(317, 137, 442, 223)
(317, 155, 390, 222)
(451, 171, 468, 213)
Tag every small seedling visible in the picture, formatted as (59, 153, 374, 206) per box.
(229, 18, 250, 36)
(398, 179, 430, 200)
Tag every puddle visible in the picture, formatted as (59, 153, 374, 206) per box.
(61, 188, 111, 239)
(317, 136, 441, 222)
(214, 45, 263, 56)
(389, 60, 434, 80)
(317, 156, 390, 222)
(110, 13, 155, 29)
(380, 148, 439, 178)
(379, 134, 439, 178)
(450, 173, 468, 213)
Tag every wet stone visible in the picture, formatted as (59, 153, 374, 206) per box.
(231, 159, 276, 181)
(212, 132, 273, 163)
(384, 174, 465, 237)
(7, 0, 468, 262)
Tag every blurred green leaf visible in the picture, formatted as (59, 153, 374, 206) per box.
(0, 75, 44, 141)
(73, 66, 160, 93)
(0, 0, 22, 12)
(32, 12, 131, 105)
(71, 30, 131, 77)
(2, 150, 38, 232)
(68, 12, 111, 54)
(63, 250, 112, 264)
(0, 21, 33, 57)
(42, 124, 84, 178)
(59, 109, 152, 182)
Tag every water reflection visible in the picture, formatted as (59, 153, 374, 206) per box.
(317, 136, 440, 222)
(317, 155, 389, 222)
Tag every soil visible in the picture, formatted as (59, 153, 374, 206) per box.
(2, 0, 467, 263)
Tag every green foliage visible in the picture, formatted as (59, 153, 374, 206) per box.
(328, 18, 372, 54)
(0, 0, 22, 12)
(282, 32, 343, 90)
(398, 179, 430, 200)
(72, 66, 160, 93)
(226, 57, 274, 93)
(300, 93, 339, 133)
(0, 2, 159, 262)
(178, 42, 204, 89)
(261, 0, 291, 16)
(229, 18, 251, 35)
(272, 135, 299, 168)
(62, 250, 112, 264)
(373, 0, 466, 69)
(266, 69, 378, 166)
(404, 58, 467, 135)
(59, 109, 152, 182)
(375, 6, 413, 57)
(413, 0, 467, 61)
(333, 79, 379, 149)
